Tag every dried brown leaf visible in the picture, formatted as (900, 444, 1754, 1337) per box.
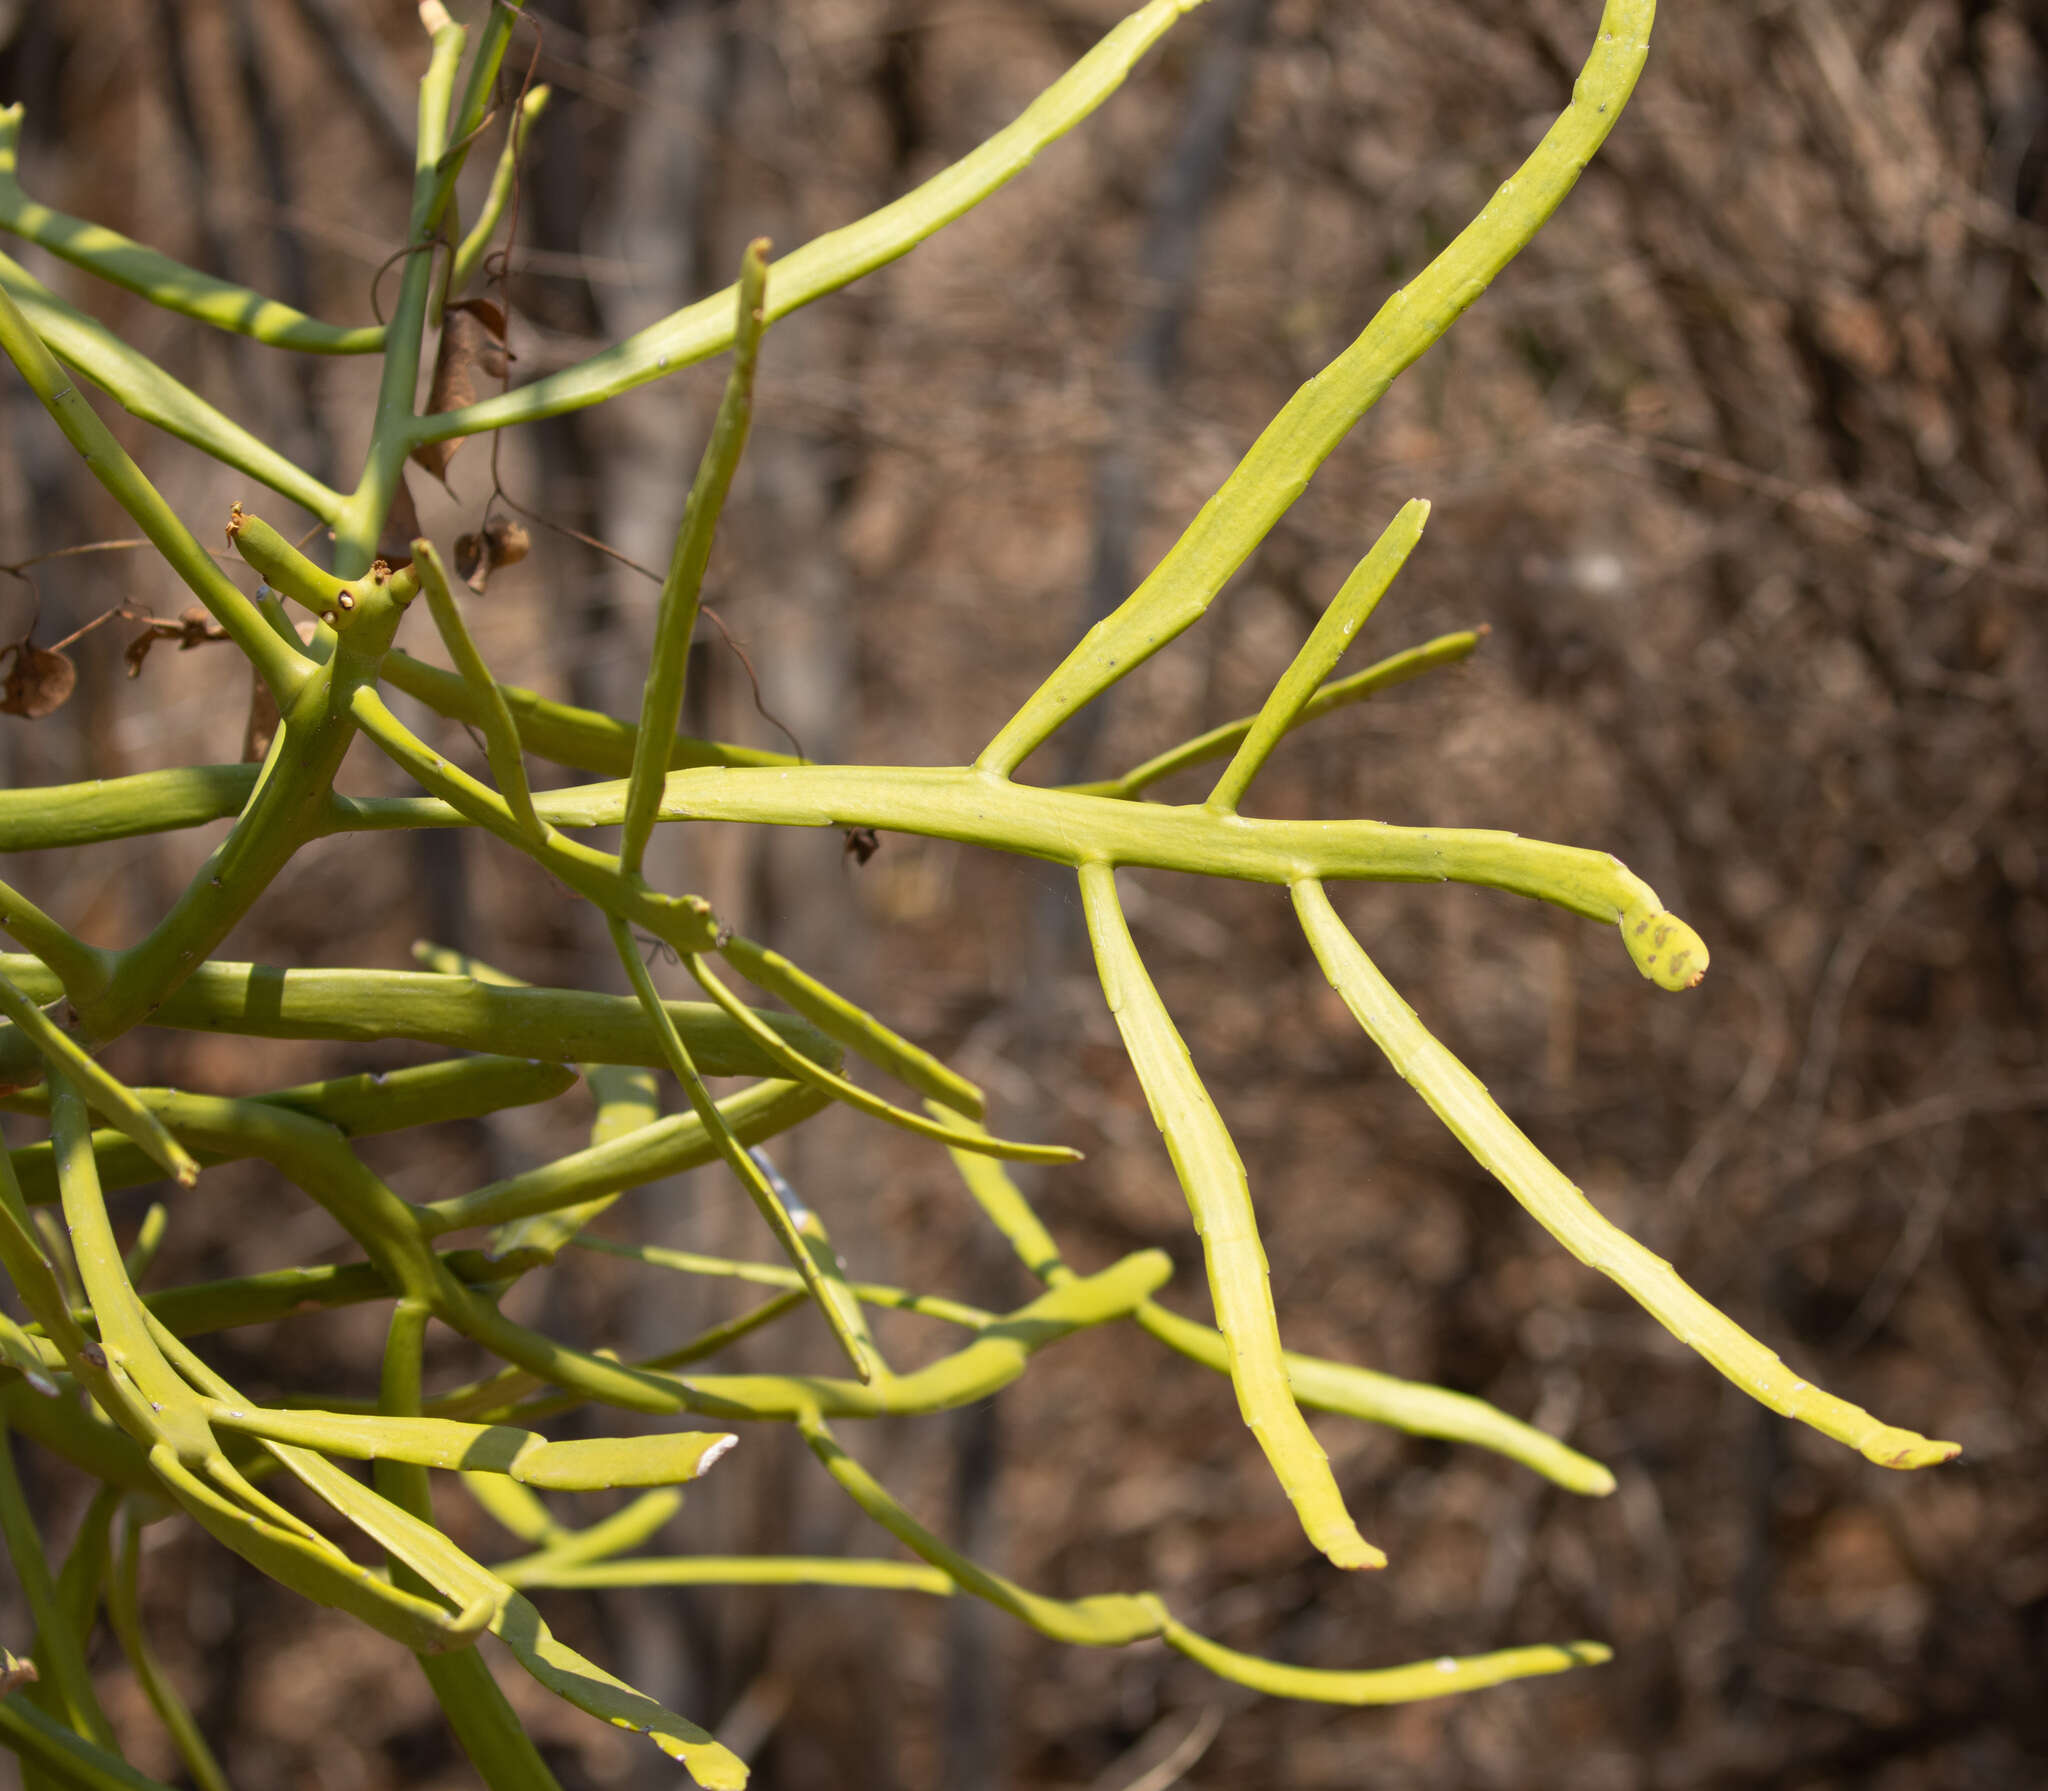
(454, 515, 532, 594)
(411, 300, 513, 481)
(377, 474, 424, 570)
(0, 642, 76, 718)
(124, 605, 230, 678)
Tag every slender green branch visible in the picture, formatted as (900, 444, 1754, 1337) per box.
(380, 651, 797, 778)
(630, 763, 1711, 988)
(1133, 1300, 1614, 1497)
(622, 241, 769, 874)
(6, 1056, 578, 1207)
(1064, 628, 1485, 801)
(502, 1554, 954, 1596)
(0, 104, 382, 354)
(720, 932, 984, 1118)
(684, 952, 1073, 1163)
(0, 875, 111, 1003)
(978, 0, 1654, 774)
(1206, 499, 1427, 812)
(0, 279, 316, 697)
(1159, 1621, 1611, 1704)
(608, 915, 876, 1383)
(48, 654, 366, 1067)
(410, 0, 1211, 443)
(0, 953, 828, 1085)
(0, 251, 344, 516)
(491, 1061, 660, 1258)
(0, 972, 197, 1185)
(1290, 878, 1956, 1470)
(350, 686, 723, 961)
(1077, 863, 1382, 1571)
(330, 12, 467, 574)
(419, 1078, 828, 1237)
(0, 1420, 117, 1749)
(412, 539, 541, 837)
(449, 86, 551, 300)
(0, 1691, 179, 1791)
(104, 1512, 232, 1791)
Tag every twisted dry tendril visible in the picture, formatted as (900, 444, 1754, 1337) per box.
(0, 3, 1952, 1785)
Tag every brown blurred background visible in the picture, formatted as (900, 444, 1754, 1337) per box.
(1, 1, 2044, 1786)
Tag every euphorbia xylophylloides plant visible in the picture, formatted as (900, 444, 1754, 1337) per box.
(0, 1, 1955, 1785)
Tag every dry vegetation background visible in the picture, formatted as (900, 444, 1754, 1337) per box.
(1, 0, 2045, 1787)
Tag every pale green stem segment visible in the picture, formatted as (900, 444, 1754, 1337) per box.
(933, 1116, 1070, 1282)
(6, 1056, 579, 1207)
(577, 1236, 1000, 1335)
(105, 1510, 233, 1791)
(0, 1421, 117, 1748)
(0, 1132, 98, 1365)
(1206, 499, 1428, 813)
(684, 952, 1073, 1164)
(121, 1203, 167, 1281)
(0, 1693, 179, 1791)
(32, 1208, 86, 1318)
(0, 250, 347, 518)
(445, 3, 525, 187)
(0, 1382, 155, 1500)
(1290, 879, 1958, 1471)
(399, 947, 668, 1257)
(0, 973, 198, 1186)
(1132, 1300, 1615, 1497)
(422, 1078, 828, 1238)
(209, 1405, 738, 1490)
(351, 686, 724, 962)
(0, 104, 381, 355)
(0, 1311, 57, 1393)
(639, 763, 1711, 989)
(0, 953, 824, 1083)
(1066, 628, 1485, 801)
(412, 0, 1211, 443)
(449, 86, 551, 300)
(621, 241, 770, 876)
(379, 652, 797, 778)
(196, 1329, 745, 1788)
(53, 1485, 118, 1695)
(1159, 1621, 1612, 1703)
(720, 932, 984, 1119)
(978, 0, 1656, 775)
(492, 1061, 659, 1258)
(941, 1113, 1593, 1503)
(946, 1143, 1606, 1495)
(480, 1249, 1167, 1427)
(802, 1406, 1611, 1700)
(0, 746, 1702, 984)
(758, 1153, 889, 1378)
(0, 277, 313, 699)
(477, 1485, 681, 1569)
(330, 13, 467, 574)
(41, 1082, 488, 1655)
(607, 915, 876, 1384)
(1077, 861, 1383, 1571)
(0, 872, 109, 1002)
(635, 1291, 810, 1372)
(502, 1554, 954, 1596)
(800, 1411, 1164, 1646)
(376, 1302, 575, 1791)
(413, 539, 542, 837)
(463, 1472, 562, 1547)
(67, 1247, 539, 1344)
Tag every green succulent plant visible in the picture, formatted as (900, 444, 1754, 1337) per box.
(0, 1, 1952, 1785)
